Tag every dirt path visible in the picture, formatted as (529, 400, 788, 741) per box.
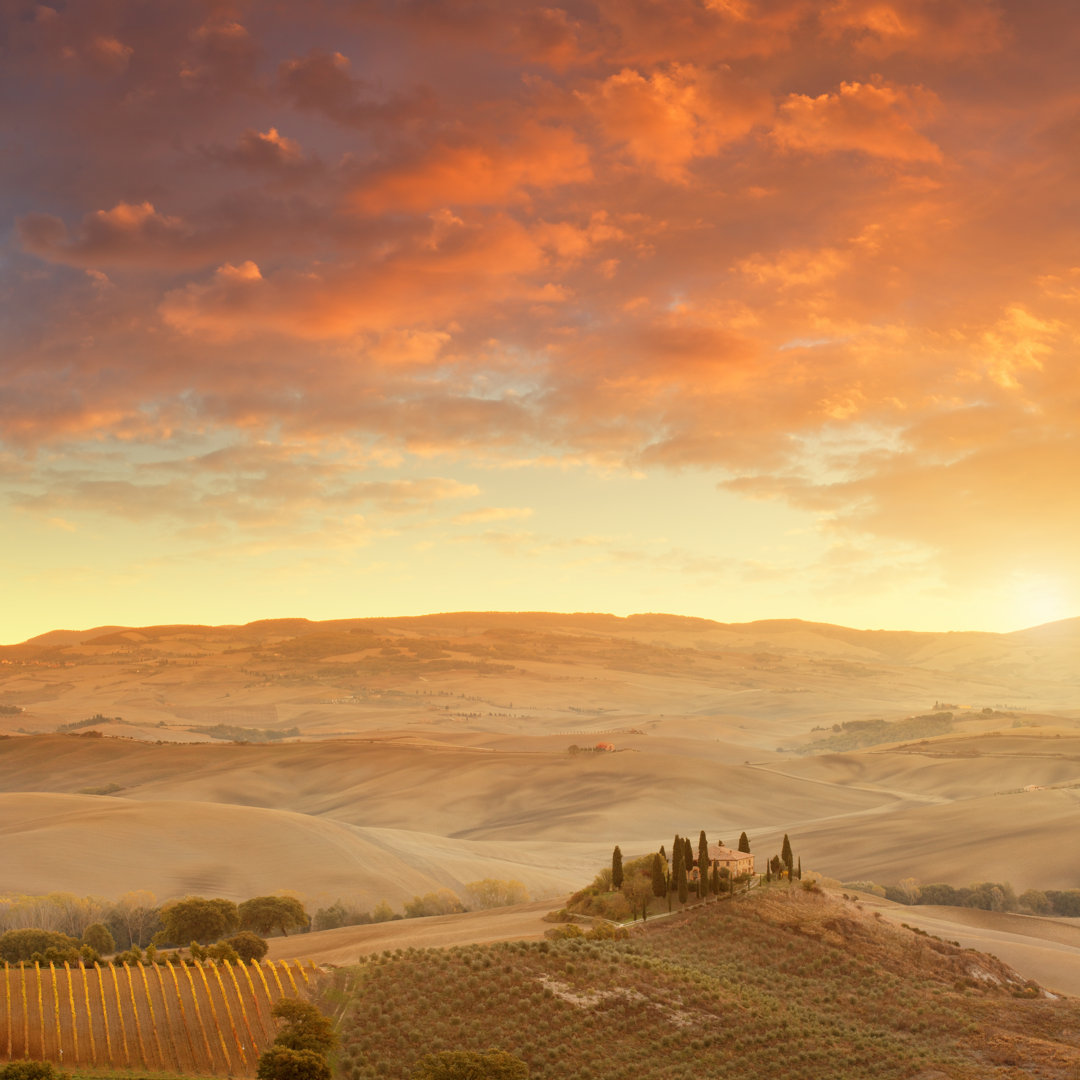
(266, 898, 565, 966)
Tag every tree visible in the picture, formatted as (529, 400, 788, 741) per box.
(271, 998, 336, 1055)
(412, 1049, 529, 1080)
(781, 834, 794, 877)
(82, 923, 115, 955)
(0, 929, 81, 963)
(256, 1046, 331, 1080)
(698, 831, 709, 900)
(738, 832, 751, 853)
(674, 845, 688, 905)
(621, 872, 653, 921)
(464, 880, 528, 910)
(239, 896, 308, 937)
(404, 890, 466, 918)
(611, 846, 624, 891)
(226, 931, 269, 962)
(161, 898, 239, 945)
(651, 854, 667, 903)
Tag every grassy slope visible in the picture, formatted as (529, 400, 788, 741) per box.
(328, 887, 1079, 1080)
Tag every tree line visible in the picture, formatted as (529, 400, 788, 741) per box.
(312, 879, 528, 931)
(0, 892, 309, 965)
(851, 878, 1080, 916)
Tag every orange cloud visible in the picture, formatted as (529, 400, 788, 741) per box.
(819, 0, 1005, 58)
(773, 79, 943, 162)
(580, 64, 772, 180)
(352, 124, 592, 213)
(17, 202, 204, 268)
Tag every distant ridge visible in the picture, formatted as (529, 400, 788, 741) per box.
(11, 609, 1078, 650)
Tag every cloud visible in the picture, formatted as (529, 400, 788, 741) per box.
(17, 203, 199, 269)
(772, 79, 943, 162)
(278, 49, 434, 128)
(352, 124, 592, 213)
(819, 0, 1006, 58)
(3, 0, 1080, 617)
(579, 63, 772, 180)
(207, 128, 312, 172)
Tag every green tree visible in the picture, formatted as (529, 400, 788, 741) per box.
(611, 846, 624, 890)
(256, 1046, 331, 1080)
(675, 847, 688, 905)
(239, 896, 308, 937)
(698, 831, 709, 899)
(271, 998, 337, 1055)
(82, 923, 115, 955)
(412, 1049, 529, 1080)
(160, 897, 239, 945)
(781, 834, 794, 877)
(1, 1064, 66, 1080)
(225, 931, 269, 962)
(738, 831, 751, 853)
(651, 853, 667, 903)
(0, 929, 81, 963)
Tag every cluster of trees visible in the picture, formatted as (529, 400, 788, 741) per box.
(875, 879, 1080, 916)
(312, 880, 528, 931)
(762, 834, 800, 883)
(0, 923, 271, 967)
(602, 830, 760, 922)
(0, 890, 309, 963)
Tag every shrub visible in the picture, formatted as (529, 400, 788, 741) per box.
(82, 923, 115, 954)
(272, 998, 337, 1055)
(226, 931, 270, 962)
(257, 1046, 332, 1080)
(0, 1064, 66, 1080)
(207, 942, 240, 963)
(0, 930, 81, 964)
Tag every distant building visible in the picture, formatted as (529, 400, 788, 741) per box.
(702, 844, 755, 878)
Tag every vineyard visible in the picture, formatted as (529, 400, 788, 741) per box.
(0, 958, 317, 1077)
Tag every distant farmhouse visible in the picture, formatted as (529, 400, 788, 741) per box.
(687, 844, 755, 882)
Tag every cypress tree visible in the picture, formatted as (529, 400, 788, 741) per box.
(698, 831, 709, 901)
(612, 845, 624, 891)
(738, 831, 751, 853)
(659, 844, 666, 861)
(673, 841, 688, 905)
(781, 834, 794, 877)
(797, 857, 802, 880)
(652, 853, 667, 902)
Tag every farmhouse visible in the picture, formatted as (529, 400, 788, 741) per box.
(701, 844, 755, 878)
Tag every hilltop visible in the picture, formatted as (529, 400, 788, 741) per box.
(320, 884, 1080, 1080)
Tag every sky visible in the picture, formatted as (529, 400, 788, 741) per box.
(2, 0, 1079, 643)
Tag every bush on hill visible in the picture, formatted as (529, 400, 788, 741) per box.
(0, 929, 82, 964)
(0, 1064, 67, 1080)
(257, 1046, 331, 1080)
(227, 930, 270, 961)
